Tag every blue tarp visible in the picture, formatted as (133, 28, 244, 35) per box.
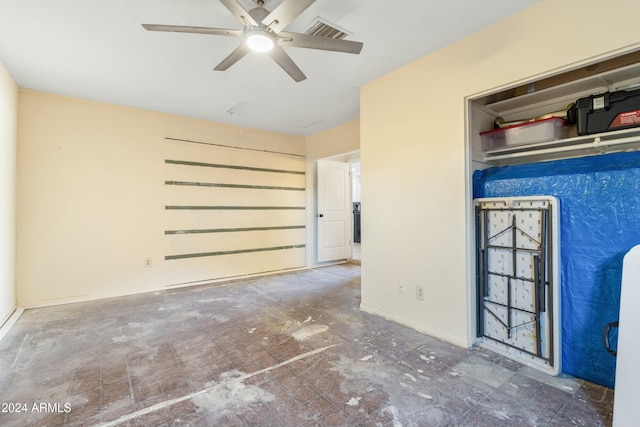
(473, 150, 640, 388)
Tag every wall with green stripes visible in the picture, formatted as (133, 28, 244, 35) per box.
(163, 138, 306, 285)
(16, 91, 306, 307)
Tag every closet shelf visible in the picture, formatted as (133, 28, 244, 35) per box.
(483, 127, 640, 165)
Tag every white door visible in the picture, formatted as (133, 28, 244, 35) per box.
(317, 160, 351, 262)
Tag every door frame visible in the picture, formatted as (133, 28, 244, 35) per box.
(305, 150, 360, 267)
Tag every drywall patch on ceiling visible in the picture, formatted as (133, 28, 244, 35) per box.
(226, 100, 322, 129)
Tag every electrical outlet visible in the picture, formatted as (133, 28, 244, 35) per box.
(144, 258, 152, 268)
(397, 281, 406, 293)
(416, 285, 425, 301)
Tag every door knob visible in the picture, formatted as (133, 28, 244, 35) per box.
(317, 214, 324, 218)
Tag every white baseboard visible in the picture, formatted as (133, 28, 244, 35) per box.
(359, 302, 469, 349)
(19, 263, 351, 309)
(0, 307, 24, 342)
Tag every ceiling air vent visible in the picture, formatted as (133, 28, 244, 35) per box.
(305, 18, 349, 40)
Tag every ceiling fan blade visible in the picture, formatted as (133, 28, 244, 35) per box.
(269, 46, 306, 82)
(262, 0, 315, 34)
(219, 0, 258, 27)
(278, 31, 363, 54)
(214, 43, 251, 71)
(142, 24, 243, 37)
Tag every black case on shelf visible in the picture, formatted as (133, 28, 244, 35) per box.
(567, 88, 640, 135)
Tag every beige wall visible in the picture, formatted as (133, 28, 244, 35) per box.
(304, 119, 360, 266)
(360, 0, 640, 347)
(0, 62, 17, 324)
(16, 91, 305, 308)
(305, 119, 359, 160)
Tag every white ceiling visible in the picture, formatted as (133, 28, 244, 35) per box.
(0, 0, 539, 136)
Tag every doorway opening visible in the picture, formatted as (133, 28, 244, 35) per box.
(314, 150, 361, 264)
(351, 160, 361, 262)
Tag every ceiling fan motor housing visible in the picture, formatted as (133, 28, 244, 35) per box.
(248, 4, 271, 26)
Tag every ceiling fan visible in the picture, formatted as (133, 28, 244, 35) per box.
(142, 0, 364, 82)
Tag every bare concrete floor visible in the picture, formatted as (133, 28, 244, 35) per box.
(0, 264, 613, 426)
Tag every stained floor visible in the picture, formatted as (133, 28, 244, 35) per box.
(0, 264, 613, 426)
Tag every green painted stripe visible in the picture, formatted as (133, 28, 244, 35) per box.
(165, 244, 306, 260)
(165, 137, 306, 159)
(165, 225, 305, 235)
(165, 181, 305, 191)
(165, 206, 305, 210)
(166, 159, 305, 175)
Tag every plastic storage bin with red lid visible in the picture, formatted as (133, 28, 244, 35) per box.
(480, 117, 571, 152)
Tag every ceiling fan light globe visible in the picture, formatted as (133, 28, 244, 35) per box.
(246, 30, 274, 52)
